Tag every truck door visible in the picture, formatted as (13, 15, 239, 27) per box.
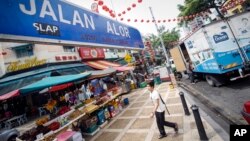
(228, 12, 250, 62)
(204, 21, 244, 70)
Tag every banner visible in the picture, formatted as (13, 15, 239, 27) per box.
(78, 47, 105, 59)
(0, 0, 144, 50)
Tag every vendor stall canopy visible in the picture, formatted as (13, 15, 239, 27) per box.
(20, 72, 91, 94)
(84, 60, 134, 71)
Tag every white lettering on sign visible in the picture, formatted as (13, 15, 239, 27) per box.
(40, 0, 58, 21)
(19, 0, 95, 30)
(58, 5, 70, 24)
(19, 0, 36, 15)
(73, 10, 84, 27)
(234, 129, 247, 136)
(106, 21, 130, 38)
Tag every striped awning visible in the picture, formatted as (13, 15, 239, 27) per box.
(84, 60, 121, 70)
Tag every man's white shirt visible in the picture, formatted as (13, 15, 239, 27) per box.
(150, 90, 165, 112)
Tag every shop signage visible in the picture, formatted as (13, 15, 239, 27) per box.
(124, 53, 132, 63)
(7, 57, 46, 72)
(55, 55, 77, 61)
(78, 47, 105, 59)
(0, 0, 144, 49)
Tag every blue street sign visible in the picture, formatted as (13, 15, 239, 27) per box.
(0, 0, 144, 49)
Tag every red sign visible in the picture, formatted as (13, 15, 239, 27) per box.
(78, 47, 105, 60)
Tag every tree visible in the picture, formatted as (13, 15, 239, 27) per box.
(144, 26, 179, 49)
(178, 0, 229, 26)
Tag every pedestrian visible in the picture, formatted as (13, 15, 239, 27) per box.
(186, 59, 195, 84)
(147, 81, 178, 139)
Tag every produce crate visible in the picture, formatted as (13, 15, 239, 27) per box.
(96, 110, 106, 125)
(83, 124, 99, 133)
(140, 82, 147, 88)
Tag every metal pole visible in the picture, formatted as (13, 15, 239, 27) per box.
(179, 92, 190, 116)
(191, 105, 209, 141)
(149, 7, 171, 74)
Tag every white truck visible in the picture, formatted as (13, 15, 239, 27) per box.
(178, 11, 250, 86)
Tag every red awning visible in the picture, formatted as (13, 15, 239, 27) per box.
(114, 66, 134, 72)
(0, 90, 20, 101)
(48, 83, 73, 93)
(84, 60, 121, 70)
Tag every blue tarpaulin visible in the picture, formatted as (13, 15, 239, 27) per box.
(20, 72, 91, 94)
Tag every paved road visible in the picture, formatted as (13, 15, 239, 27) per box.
(179, 77, 250, 125)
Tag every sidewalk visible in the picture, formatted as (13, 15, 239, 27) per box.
(83, 82, 227, 141)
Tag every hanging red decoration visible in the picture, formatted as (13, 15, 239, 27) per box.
(163, 20, 166, 23)
(120, 18, 124, 21)
(158, 20, 161, 23)
(106, 7, 109, 12)
(132, 4, 136, 8)
(118, 13, 121, 17)
(152, 20, 155, 22)
(173, 18, 176, 21)
(168, 19, 171, 22)
(122, 11, 126, 14)
(102, 6, 106, 10)
(146, 20, 150, 23)
(98, 1, 104, 6)
(127, 19, 131, 22)
(134, 19, 137, 22)
(127, 7, 131, 11)
(138, 0, 143, 3)
(141, 19, 144, 22)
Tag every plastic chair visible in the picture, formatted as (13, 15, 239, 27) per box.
(38, 107, 47, 116)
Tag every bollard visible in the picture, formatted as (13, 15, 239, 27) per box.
(179, 92, 190, 116)
(191, 105, 209, 141)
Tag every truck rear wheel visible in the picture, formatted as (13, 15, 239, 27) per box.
(205, 75, 224, 87)
(205, 75, 216, 87)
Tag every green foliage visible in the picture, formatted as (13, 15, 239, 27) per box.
(144, 26, 180, 49)
(177, 0, 228, 26)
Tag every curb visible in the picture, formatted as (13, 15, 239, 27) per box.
(177, 81, 247, 125)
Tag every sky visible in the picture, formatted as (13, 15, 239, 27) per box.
(67, 0, 185, 37)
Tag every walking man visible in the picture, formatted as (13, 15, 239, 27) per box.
(147, 81, 178, 139)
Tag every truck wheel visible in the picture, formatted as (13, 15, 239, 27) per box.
(205, 75, 216, 87)
(8, 135, 17, 141)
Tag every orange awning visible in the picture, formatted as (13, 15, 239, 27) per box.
(84, 60, 121, 70)
(0, 90, 20, 101)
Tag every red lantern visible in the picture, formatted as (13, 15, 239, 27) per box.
(106, 7, 109, 12)
(120, 18, 124, 21)
(138, 0, 143, 3)
(168, 19, 171, 22)
(132, 3, 136, 8)
(158, 20, 161, 23)
(98, 1, 104, 6)
(102, 6, 106, 10)
(146, 20, 150, 23)
(141, 19, 144, 22)
(152, 20, 155, 22)
(118, 13, 121, 17)
(173, 18, 176, 21)
(134, 19, 137, 22)
(163, 20, 166, 23)
(127, 7, 131, 11)
(122, 11, 126, 14)
(127, 19, 131, 22)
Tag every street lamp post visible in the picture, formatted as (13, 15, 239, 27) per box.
(149, 7, 172, 74)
